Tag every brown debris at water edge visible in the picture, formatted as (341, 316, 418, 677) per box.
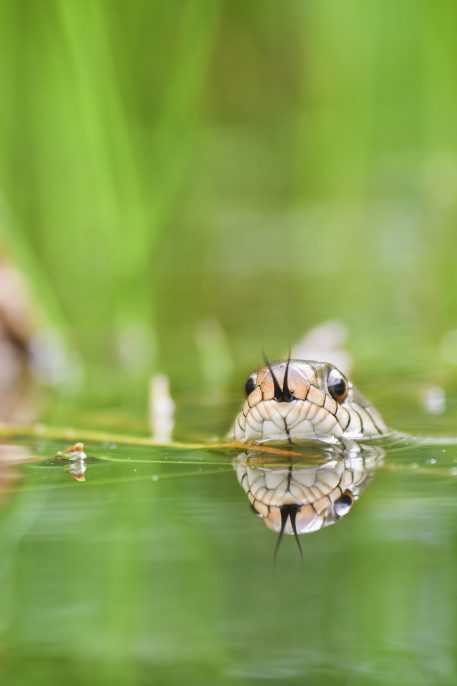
(56, 442, 87, 482)
(57, 442, 87, 460)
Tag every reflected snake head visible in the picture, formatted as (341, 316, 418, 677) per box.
(234, 442, 384, 552)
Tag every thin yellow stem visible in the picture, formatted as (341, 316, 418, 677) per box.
(0, 424, 302, 458)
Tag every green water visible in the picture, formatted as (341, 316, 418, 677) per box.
(1, 397, 457, 685)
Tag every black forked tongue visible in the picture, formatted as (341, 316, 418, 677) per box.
(273, 504, 304, 566)
(263, 355, 294, 402)
(282, 356, 294, 402)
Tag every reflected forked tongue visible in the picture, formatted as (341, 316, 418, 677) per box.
(273, 504, 303, 564)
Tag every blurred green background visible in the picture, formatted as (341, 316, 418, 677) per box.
(1, 2, 457, 685)
(1, 0, 457, 419)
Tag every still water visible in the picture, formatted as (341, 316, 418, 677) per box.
(1, 390, 457, 685)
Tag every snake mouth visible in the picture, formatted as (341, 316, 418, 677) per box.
(234, 397, 344, 443)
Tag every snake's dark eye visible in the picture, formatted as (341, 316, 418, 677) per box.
(244, 374, 257, 396)
(327, 368, 348, 403)
(334, 490, 354, 517)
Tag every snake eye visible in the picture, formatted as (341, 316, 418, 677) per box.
(334, 490, 354, 517)
(244, 374, 257, 396)
(327, 368, 349, 403)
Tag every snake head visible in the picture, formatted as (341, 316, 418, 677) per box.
(231, 358, 387, 443)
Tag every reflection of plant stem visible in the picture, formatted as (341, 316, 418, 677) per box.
(0, 466, 236, 497)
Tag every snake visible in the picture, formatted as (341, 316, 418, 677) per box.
(230, 358, 388, 444)
(230, 358, 388, 549)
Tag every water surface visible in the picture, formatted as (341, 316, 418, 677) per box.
(1, 412, 457, 685)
